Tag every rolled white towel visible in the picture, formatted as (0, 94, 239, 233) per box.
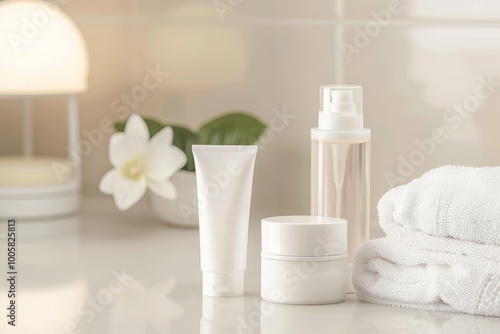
(353, 237, 500, 317)
(378, 166, 500, 246)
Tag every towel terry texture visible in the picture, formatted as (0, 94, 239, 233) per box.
(353, 166, 500, 317)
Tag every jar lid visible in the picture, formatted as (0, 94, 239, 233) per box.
(261, 216, 347, 257)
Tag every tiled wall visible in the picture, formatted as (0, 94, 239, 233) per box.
(1, 0, 500, 223)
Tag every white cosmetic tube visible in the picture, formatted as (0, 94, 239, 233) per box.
(192, 145, 257, 297)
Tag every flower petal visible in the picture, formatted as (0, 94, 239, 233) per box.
(113, 174, 148, 211)
(99, 169, 116, 195)
(125, 114, 149, 142)
(147, 145, 186, 181)
(151, 126, 173, 145)
(145, 128, 187, 181)
(109, 133, 147, 168)
(148, 180, 177, 200)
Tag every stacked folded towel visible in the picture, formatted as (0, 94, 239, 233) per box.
(353, 166, 500, 317)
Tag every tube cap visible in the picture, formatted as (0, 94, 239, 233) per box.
(203, 272, 244, 297)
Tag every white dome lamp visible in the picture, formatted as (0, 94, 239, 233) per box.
(0, 0, 89, 218)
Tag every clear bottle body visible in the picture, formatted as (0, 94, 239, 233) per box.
(311, 136, 370, 262)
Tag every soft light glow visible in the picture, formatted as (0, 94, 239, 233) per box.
(0, 0, 89, 95)
(0, 279, 88, 333)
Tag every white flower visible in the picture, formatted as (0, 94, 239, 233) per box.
(99, 114, 187, 211)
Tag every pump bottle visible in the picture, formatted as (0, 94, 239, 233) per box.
(311, 85, 371, 293)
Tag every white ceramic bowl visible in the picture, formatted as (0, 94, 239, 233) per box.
(149, 170, 199, 228)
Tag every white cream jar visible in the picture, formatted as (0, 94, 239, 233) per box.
(261, 216, 347, 305)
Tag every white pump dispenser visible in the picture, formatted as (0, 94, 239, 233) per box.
(319, 88, 363, 131)
(311, 84, 371, 293)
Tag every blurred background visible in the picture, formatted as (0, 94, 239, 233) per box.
(1, 0, 500, 222)
(2, 1, 500, 333)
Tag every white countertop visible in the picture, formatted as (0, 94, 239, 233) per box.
(1, 196, 499, 334)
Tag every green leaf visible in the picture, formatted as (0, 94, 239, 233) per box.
(197, 112, 267, 146)
(114, 117, 165, 139)
(114, 121, 126, 132)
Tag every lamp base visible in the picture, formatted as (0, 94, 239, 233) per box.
(0, 157, 80, 219)
(0, 182, 79, 219)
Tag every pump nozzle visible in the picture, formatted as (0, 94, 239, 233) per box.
(331, 90, 355, 110)
(331, 90, 351, 102)
(319, 85, 363, 131)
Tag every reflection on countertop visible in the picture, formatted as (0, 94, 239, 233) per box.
(197, 295, 500, 334)
(201, 296, 244, 334)
(0, 215, 87, 334)
(109, 278, 183, 334)
(351, 301, 500, 334)
(0, 197, 498, 334)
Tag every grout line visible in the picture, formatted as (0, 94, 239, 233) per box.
(333, 0, 345, 84)
(347, 18, 500, 27)
(70, 15, 500, 27)
(333, 0, 346, 84)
